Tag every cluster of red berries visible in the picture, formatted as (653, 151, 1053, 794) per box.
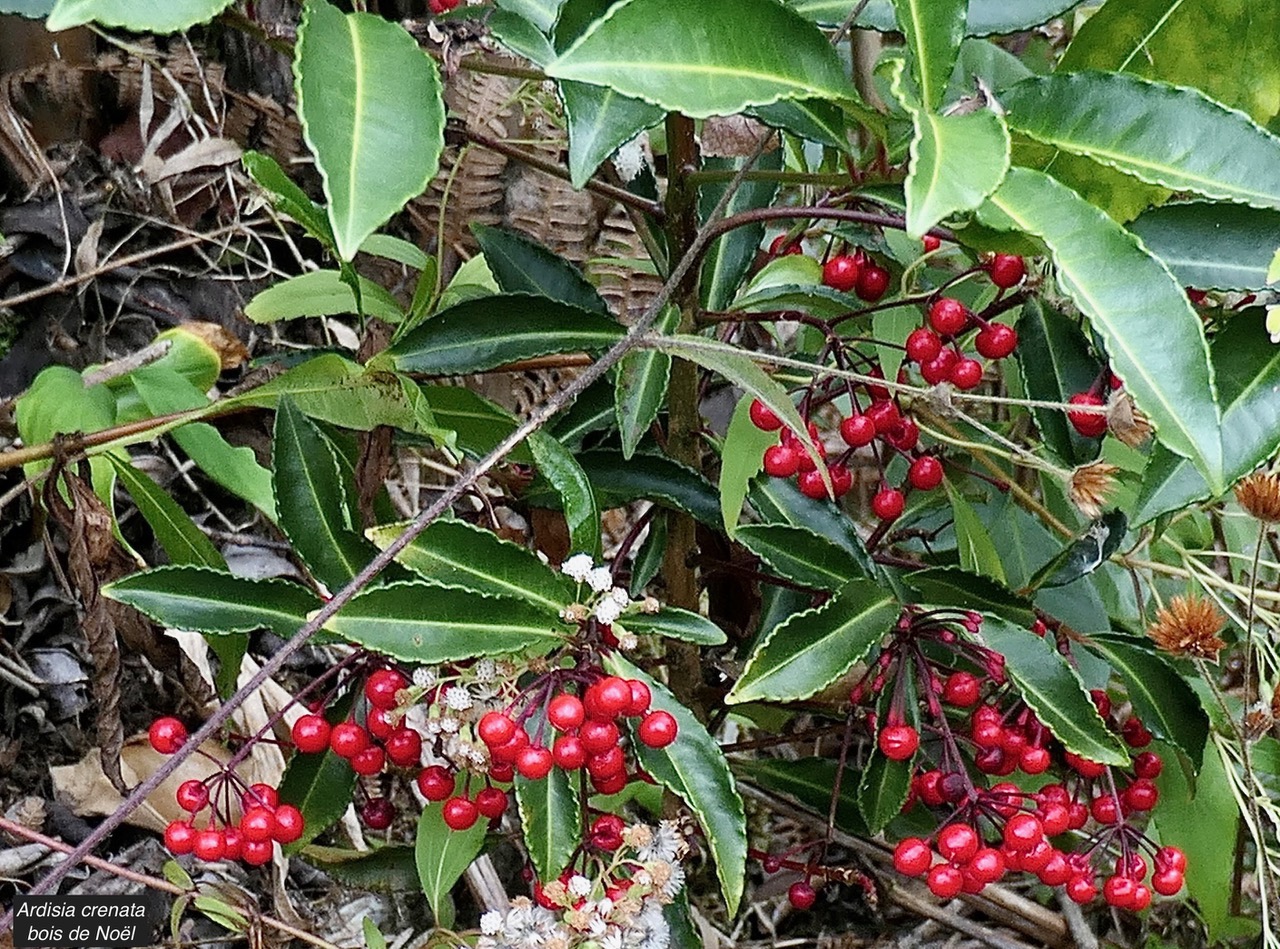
(428, 0, 460, 14)
(820, 247, 891, 302)
(148, 717, 301, 865)
(905, 290, 1019, 391)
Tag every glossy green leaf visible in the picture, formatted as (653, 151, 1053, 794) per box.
(376, 295, 624, 375)
(727, 579, 897, 705)
(906, 566, 1036, 627)
(736, 523, 865, 590)
(944, 37, 1032, 104)
(749, 477, 879, 578)
(529, 450, 722, 527)
(497, 0, 563, 32)
(621, 607, 727, 645)
(415, 802, 487, 929)
(242, 151, 334, 246)
(489, 8, 556, 64)
(978, 617, 1128, 765)
(244, 270, 404, 324)
(606, 654, 747, 914)
(616, 305, 678, 458)
(719, 394, 783, 536)
(323, 581, 567, 661)
(108, 457, 224, 570)
(280, 725, 358, 852)
(1133, 309, 1280, 522)
(365, 519, 574, 612)
(890, 0, 965, 109)
(559, 81, 665, 189)
(1013, 298, 1102, 466)
(516, 767, 580, 881)
(47, 0, 231, 31)
(857, 752, 912, 835)
(1087, 634, 1208, 769)
(1128, 202, 1280, 291)
(873, 306, 918, 394)
(550, 377, 616, 450)
(886, 57, 1008, 238)
(1003, 72, 1280, 211)
(103, 566, 319, 638)
(418, 385, 533, 463)
(1029, 510, 1127, 590)
(302, 845, 420, 892)
(472, 225, 608, 314)
(547, 0, 852, 119)
(360, 234, 431, 270)
(530, 431, 602, 561)
(295, 0, 444, 260)
(979, 168, 1223, 490)
(750, 99, 848, 149)
(735, 757, 866, 834)
(791, 0, 1080, 36)
(731, 282, 861, 318)
(628, 510, 667, 597)
(945, 482, 1006, 583)
(700, 151, 783, 312)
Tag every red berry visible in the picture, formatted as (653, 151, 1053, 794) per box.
(749, 398, 783, 431)
(762, 855, 783, 874)
(1067, 392, 1108, 438)
(164, 820, 196, 855)
(920, 349, 958, 385)
(1020, 840, 1054, 874)
(1131, 883, 1152, 911)
(762, 443, 800, 478)
(1122, 717, 1153, 748)
(1116, 853, 1148, 880)
(240, 808, 275, 843)
(1155, 847, 1187, 873)
(149, 717, 187, 754)
(591, 814, 625, 839)
(886, 418, 919, 452)
(822, 254, 861, 292)
(271, 804, 304, 844)
(797, 469, 827, 499)
(1152, 868, 1184, 896)
(292, 714, 332, 754)
(856, 263, 890, 301)
(908, 456, 944, 492)
(922, 234, 941, 252)
(968, 847, 1006, 884)
(588, 745, 627, 779)
(552, 734, 588, 770)
(893, 837, 933, 877)
(949, 357, 983, 390)
(477, 711, 518, 748)
(1037, 802, 1070, 836)
(193, 829, 225, 862)
(516, 745, 554, 780)
(1133, 751, 1163, 779)
(222, 828, 243, 861)
(242, 839, 273, 865)
(1123, 778, 1159, 811)
(442, 796, 479, 831)
(941, 671, 979, 707)
(830, 464, 853, 498)
(624, 680, 652, 717)
(1103, 874, 1137, 908)
(475, 787, 509, 819)
(878, 724, 919, 761)
(364, 668, 407, 710)
(489, 762, 515, 783)
(584, 677, 633, 721)
(1066, 752, 1107, 779)
(580, 719, 621, 754)
(638, 710, 678, 748)
(548, 694, 586, 731)
(937, 823, 979, 863)
(592, 771, 628, 795)
(987, 254, 1026, 289)
(351, 745, 386, 776)
(1002, 814, 1044, 852)
(928, 298, 969, 336)
(417, 765, 455, 801)
(975, 323, 1018, 359)
(329, 722, 369, 759)
(916, 770, 946, 807)
(839, 414, 876, 448)
(1039, 851, 1073, 886)
(175, 780, 209, 813)
(787, 880, 818, 910)
(864, 400, 899, 435)
(244, 785, 279, 812)
(385, 727, 424, 768)
(927, 864, 964, 899)
(1020, 746, 1051, 775)
(367, 707, 394, 740)
(769, 234, 802, 256)
(1091, 795, 1121, 825)
(871, 487, 905, 522)
(361, 798, 395, 830)
(906, 327, 942, 364)
(1067, 874, 1098, 904)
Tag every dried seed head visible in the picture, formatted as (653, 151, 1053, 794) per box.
(1107, 391, 1152, 448)
(1068, 461, 1119, 519)
(1235, 471, 1280, 523)
(1147, 595, 1227, 661)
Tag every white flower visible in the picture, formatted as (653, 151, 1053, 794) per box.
(413, 667, 438, 688)
(610, 587, 631, 607)
(445, 685, 474, 711)
(474, 658, 497, 684)
(660, 864, 685, 900)
(568, 874, 593, 898)
(596, 897, 615, 918)
(600, 929, 625, 949)
(587, 566, 615, 593)
(637, 821, 684, 863)
(481, 910, 506, 935)
(615, 631, 638, 651)
(594, 597, 624, 626)
(563, 553, 595, 582)
(623, 903, 670, 949)
(439, 716, 460, 733)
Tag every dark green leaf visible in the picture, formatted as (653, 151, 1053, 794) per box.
(323, 581, 567, 661)
(103, 566, 319, 638)
(488, 8, 556, 64)
(516, 767, 580, 880)
(551, 377, 616, 449)
(736, 523, 865, 590)
(622, 607, 727, 645)
(727, 579, 897, 705)
(605, 654, 747, 914)
(418, 385, 533, 463)
(108, 456, 224, 570)
(946, 481, 1006, 583)
(699, 151, 782, 312)
(979, 167, 1223, 490)
(497, 0, 563, 32)
(366, 519, 573, 612)
(750, 99, 848, 149)
(529, 450, 722, 527)
(735, 757, 867, 834)
(301, 844, 420, 891)
(558, 81, 665, 189)
(530, 431, 602, 560)
(629, 509, 667, 597)
(1128, 202, 1280, 291)
(280, 701, 358, 853)
(720, 395, 783, 536)
(615, 305, 677, 458)
(731, 282, 863, 318)
(1029, 511, 1128, 590)
(749, 477, 879, 577)
(857, 752, 912, 834)
(242, 151, 334, 246)
(415, 802, 487, 929)
(376, 295, 625, 375)
(905, 566, 1036, 627)
(1087, 634, 1208, 769)
(791, 0, 1081, 36)
(1013, 298, 1103, 465)
(978, 616, 1128, 765)
(472, 225, 609, 314)
(890, 0, 966, 109)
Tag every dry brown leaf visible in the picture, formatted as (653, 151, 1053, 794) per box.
(178, 321, 250, 371)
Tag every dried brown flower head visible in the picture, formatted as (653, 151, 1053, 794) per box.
(1235, 471, 1280, 523)
(1107, 391, 1153, 448)
(1146, 595, 1227, 661)
(1068, 461, 1119, 519)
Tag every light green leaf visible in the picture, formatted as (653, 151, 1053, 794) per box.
(979, 167, 1223, 490)
(605, 654, 747, 914)
(889, 58, 1009, 238)
(872, 306, 917, 395)
(360, 234, 431, 270)
(621, 607, 727, 645)
(489, 8, 556, 65)
(295, 0, 445, 260)
(558, 81, 665, 189)
(615, 305, 677, 458)
(497, 0, 563, 32)
(516, 767, 579, 881)
(727, 579, 897, 705)
(547, 0, 853, 119)
(978, 616, 1128, 765)
(47, 0, 231, 31)
(244, 270, 404, 324)
(1128, 203, 1280, 291)
(415, 802, 487, 929)
(103, 566, 320, 638)
(736, 523, 865, 590)
(366, 519, 574, 612)
(945, 481, 1006, 583)
(530, 431, 602, 561)
(3, 0, 55, 17)
(418, 385, 533, 464)
(243, 151, 334, 246)
(719, 394, 784, 535)
(791, 0, 1080, 36)
(890, 0, 965, 109)
(323, 581, 567, 661)
(472, 225, 608, 314)
(1003, 72, 1280, 211)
